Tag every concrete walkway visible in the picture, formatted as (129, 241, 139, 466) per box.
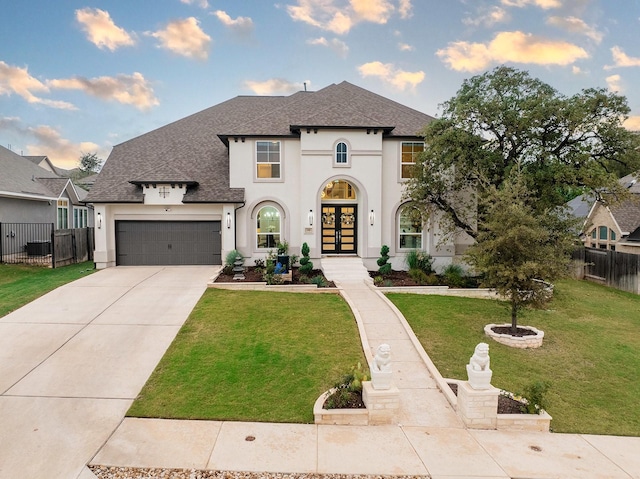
(2, 262, 639, 478)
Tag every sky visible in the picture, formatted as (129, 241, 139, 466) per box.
(1, 0, 640, 170)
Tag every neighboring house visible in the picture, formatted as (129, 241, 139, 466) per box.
(0, 145, 93, 230)
(87, 81, 474, 269)
(583, 174, 640, 253)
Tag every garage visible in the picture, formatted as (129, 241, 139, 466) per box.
(116, 221, 221, 266)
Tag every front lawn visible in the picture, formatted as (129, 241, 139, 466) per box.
(128, 289, 366, 423)
(388, 279, 640, 436)
(0, 262, 95, 317)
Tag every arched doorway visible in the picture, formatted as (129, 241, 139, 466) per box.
(320, 179, 357, 254)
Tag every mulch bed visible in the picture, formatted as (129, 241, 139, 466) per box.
(214, 267, 336, 288)
(323, 390, 366, 409)
(490, 325, 538, 337)
(448, 383, 525, 414)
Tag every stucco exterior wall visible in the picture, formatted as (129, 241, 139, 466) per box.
(583, 203, 620, 250)
(0, 196, 56, 224)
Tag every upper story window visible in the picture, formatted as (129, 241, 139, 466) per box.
(587, 225, 617, 250)
(398, 205, 423, 249)
(335, 142, 348, 165)
(256, 141, 281, 179)
(401, 142, 424, 179)
(57, 199, 68, 229)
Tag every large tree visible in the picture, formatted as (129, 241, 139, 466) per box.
(405, 66, 640, 240)
(78, 152, 103, 174)
(465, 173, 577, 332)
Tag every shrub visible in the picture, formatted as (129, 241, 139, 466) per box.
(323, 362, 370, 409)
(409, 268, 429, 285)
(310, 275, 327, 288)
(443, 263, 466, 288)
(518, 381, 551, 414)
(405, 250, 433, 274)
(224, 249, 242, 275)
(299, 242, 314, 275)
(254, 258, 265, 268)
(377, 245, 391, 275)
(373, 275, 384, 286)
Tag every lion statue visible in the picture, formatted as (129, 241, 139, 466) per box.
(372, 343, 392, 372)
(468, 342, 490, 371)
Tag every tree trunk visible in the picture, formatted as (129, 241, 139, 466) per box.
(511, 300, 518, 334)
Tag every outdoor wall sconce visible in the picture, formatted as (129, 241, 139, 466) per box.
(97, 212, 102, 229)
(369, 209, 375, 226)
(226, 212, 232, 229)
(308, 209, 314, 226)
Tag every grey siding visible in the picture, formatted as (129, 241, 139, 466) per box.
(0, 197, 56, 223)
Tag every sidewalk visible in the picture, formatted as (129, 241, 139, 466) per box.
(90, 259, 640, 479)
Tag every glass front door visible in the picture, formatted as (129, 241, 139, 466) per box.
(321, 205, 357, 254)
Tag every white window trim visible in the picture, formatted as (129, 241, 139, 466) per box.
(254, 140, 284, 183)
(255, 203, 284, 250)
(397, 204, 424, 250)
(334, 139, 351, 168)
(57, 198, 69, 229)
(399, 141, 425, 182)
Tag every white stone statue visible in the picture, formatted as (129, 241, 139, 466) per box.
(372, 343, 392, 372)
(466, 342, 493, 390)
(371, 343, 393, 390)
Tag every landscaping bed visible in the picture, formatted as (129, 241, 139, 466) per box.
(369, 269, 481, 288)
(215, 266, 335, 287)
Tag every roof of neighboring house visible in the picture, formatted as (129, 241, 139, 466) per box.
(586, 174, 640, 235)
(87, 81, 435, 204)
(0, 145, 62, 200)
(566, 194, 594, 220)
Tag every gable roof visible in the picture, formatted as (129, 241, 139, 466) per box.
(585, 174, 640, 235)
(87, 81, 435, 204)
(0, 145, 62, 201)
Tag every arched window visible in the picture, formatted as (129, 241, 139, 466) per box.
(321, 179, 357, 200)
(336, 142, 348, 164)
(256, 205, 281, 248)
(398, 205, 423, 249)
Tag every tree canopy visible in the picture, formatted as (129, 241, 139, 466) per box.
(78, 152, 103, 173)
(405, 66, 640, 240)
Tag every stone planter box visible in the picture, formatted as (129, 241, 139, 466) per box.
(313, 388, 369, 425)
(485, 324, 544, 349)
(497, 410, 553, 432)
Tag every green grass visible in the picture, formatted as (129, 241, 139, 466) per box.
(127, 289, 366, 423)
(0, 262, 96, 317)
(388, 279, 640, 436)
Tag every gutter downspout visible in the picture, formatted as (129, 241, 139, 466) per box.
(234, 201, 245, 250)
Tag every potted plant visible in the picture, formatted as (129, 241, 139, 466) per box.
(276, 240, 289, 273)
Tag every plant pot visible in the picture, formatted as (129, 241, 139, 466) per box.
(276, 255, 289, 273)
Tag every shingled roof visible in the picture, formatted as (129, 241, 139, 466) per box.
(87, 81, 434, 203)
(0, 145, 61, 199)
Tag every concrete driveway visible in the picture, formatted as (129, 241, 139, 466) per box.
(0, 266, 216, 479)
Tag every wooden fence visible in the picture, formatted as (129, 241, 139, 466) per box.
(573, 246, 640, 294)
(0, 223, 94, 268)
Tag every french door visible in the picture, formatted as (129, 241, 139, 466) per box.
(321, 205, 357, 254)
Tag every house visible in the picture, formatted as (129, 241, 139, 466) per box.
(0, 145, 93, 255)
(583, 174, 640, 253)
(87, 81, 474, 270)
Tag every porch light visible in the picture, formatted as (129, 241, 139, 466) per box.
(369, 209, 375, 226)
(226, 212, 232, 229)
(308, 209, 314, 226)
(97, 212, 102, 229)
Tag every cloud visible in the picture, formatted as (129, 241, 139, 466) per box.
(604, 46, 640, 70)
(307, 36, 349, 57)
(623, 116, 640, 131)
(213, 10, 254, 36)
(398, 0, 413, 19)
(572, 65, 583, 74)
(605, 74, 622, 93)
(285, 0, 410, 34)
(0, 61, 76, 110)
(546, 16, 603, 43)
(75, 8, 135, 51)
(398, 42, 414, 52)
(48, 72, 159, 110)
(501, 0, 560, 9)
(357, 61, 425, 90)
(148, 17, 211, 59)
(0, 117, 101, 169)
(463, 6, 509, 27)
(243, 78, 308, 95)
(437, 31, 588, 72)
(180, 0, 209, 8)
